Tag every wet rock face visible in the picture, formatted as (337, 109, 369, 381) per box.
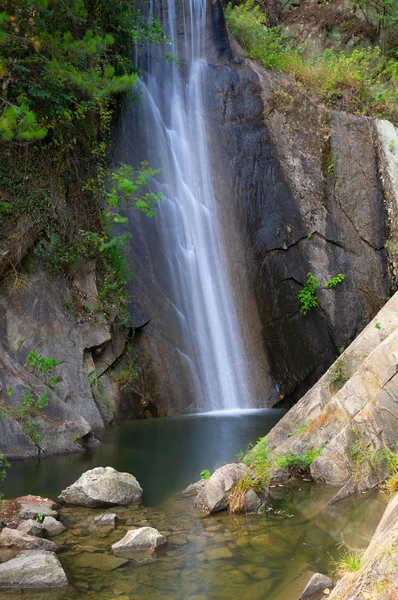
(0, 550, 68, 589)
(207, 57, 390, 401)
(58, 467, 143, 507)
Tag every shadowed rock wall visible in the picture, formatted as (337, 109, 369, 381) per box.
(114, 0, 394, 413)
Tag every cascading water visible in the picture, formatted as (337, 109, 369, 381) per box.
(132, 0, 258, 412)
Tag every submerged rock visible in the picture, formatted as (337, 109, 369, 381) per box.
(0, 550, 68, 588)
(58, 466, 143, 507)
(112, 526, 166, 555)
(0, 528, 57, 552)
(73, 552, 127, 572)
(42, 517, 66, 537)
(194, 463, 251, 516)
(91, 513, 117, 530)
(298, 573, 333, 599)
(243, 489, 269, 514)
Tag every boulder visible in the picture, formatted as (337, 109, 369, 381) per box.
(182, 479, 206, 496)
(0, 528, 57, 552)
(298, 573, 333, 599)
(0, 550, 68, 588)
(58, 467, 143, 507)
(91, 513, 117, 530)
(42, 517, 66, 537)
(112, 527, 166, 556)
(194, 463, 251, 516)
(18, 503, 58, 521)
(243, 488, 269, 514)
(17, 519, 44, 538)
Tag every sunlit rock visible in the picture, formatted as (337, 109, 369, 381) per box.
(58, 467, 142, 507)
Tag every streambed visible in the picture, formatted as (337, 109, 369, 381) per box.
(0, 410, 388, 600)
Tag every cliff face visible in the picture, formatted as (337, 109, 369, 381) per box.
(0, 262, 128, 459)
(121, 0, 396, 410)
(207, 54, 393, 400)
(1, 0, 397, 449)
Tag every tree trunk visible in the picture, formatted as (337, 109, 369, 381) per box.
(266, 0, 279, 27)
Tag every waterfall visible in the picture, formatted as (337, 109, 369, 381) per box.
(132, 0, 257, 412)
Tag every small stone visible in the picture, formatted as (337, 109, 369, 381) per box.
(204, 547, 233, 561)
(17, 519, 44, 538)
(92, 513, 117, 530)
(0, 550, 67, 588)
(112, 527, 166, 555)
(42, 517, 66, 537)
(299, 573, 333, 599)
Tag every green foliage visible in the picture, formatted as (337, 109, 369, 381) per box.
(325, 273, 345, 288)
(328, 356, 350, 389)
(349, 428, 379, 483)
(200, 469, 211, 480)
(298, 272, 319, 314)
(375, 321, 381, 329)
(225, 1, 398, 123)
(0, 0, 165, 328)
(27, 351, 59, 373)
(225, 1, 294, 71)
(1, 387, 49, 445)
(113, 363, 138, 391)
(287, 422, 309, 438)
(0, 451, 10, 483)
(331, 550, 363, 576)
(36, 513, 45, 523)
(275, 448, 323, 472)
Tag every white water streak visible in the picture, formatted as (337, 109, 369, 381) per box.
(137, 0, 253, 410)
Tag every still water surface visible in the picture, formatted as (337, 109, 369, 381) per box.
(0, 410, 388, 600)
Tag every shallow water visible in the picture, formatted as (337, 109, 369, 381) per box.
(0, 410, 389, 600)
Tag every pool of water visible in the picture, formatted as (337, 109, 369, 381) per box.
(2, 409, 285, 505)
(0, 409, 388, 600)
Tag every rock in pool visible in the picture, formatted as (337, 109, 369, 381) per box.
(58, 466, 143, 507)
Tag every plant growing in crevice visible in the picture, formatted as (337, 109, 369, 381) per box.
(331, 550, 363, 576)
(275, 447, 323, 476)
(200, 469, 211, 480)
(298, 272, 320, 314)
(382, 443, 398, 492)
(327, 354, 351, 390)
(349, 428, 379, 483)
(325, 273, 345, 288)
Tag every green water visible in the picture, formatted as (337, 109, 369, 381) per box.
(0, 410, 388, 600)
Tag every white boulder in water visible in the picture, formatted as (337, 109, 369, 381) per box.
(58, 466, 142, 507)
(112, 527, 166, 555)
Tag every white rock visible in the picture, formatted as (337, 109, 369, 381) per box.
(58, 466, 142, 507)
(0, 550, 68, 588)
(0, 528, 57, 552)
(112, 527, 166, 555)
(42, 517, 66, 537)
